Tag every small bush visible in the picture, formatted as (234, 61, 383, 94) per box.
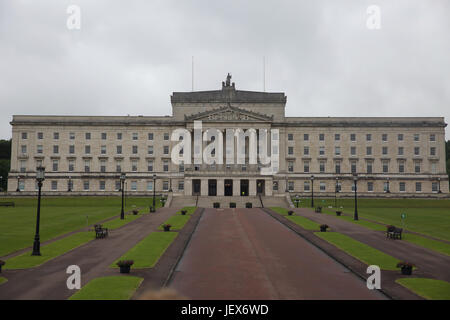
(288, 210, 294, 216)
(396, 261, 414, 268)
(132, 209, 139, 215)
(116, 260, 134, 267)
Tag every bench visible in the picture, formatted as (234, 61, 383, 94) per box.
(0, 202, 15, 207)
(386, 226, 402, 240)
(94, 224, 108, 239)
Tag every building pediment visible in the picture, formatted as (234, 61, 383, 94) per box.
(184, 104, 273, 122)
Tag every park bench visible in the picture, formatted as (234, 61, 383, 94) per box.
(0, 202, 15, 207)
(386, 226, 403, 240)
(94, 224, 108, 239)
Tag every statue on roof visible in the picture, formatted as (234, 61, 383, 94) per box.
(225, 73, 232, 86)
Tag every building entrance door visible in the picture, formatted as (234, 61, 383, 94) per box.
(257, 180, 265, 195)
(193, 179, 201, 195)
(224, 179, 233, 196)
(240, 179, 249, 196)
(208, 179, 217, 196)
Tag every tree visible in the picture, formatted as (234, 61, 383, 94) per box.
(0, 139, 11, 191)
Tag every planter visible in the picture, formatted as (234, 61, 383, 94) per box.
(119, 266, 131, 274)
(163, 226, 171, 232)
(246, 203, 252, 208)
(320, 227, 328, 232)
(230, 203, 236, 208)
(401, 266, 412, 275)
(315, 207, 322, 213)
(132, 211, 138, 215)
(288, 211, 293, 216)
(149, 207, 155, 213)
(213, 203, 220, 209)
(181, 210, 187, 215)
(336, 211, 342, 216)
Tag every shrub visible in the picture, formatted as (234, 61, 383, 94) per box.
(396, 262, 414, 268)
(132, 209, 139, 215)
(288, 210, 294, 216)
(116, 260, 134, 267)
(0, 260, 5, 266)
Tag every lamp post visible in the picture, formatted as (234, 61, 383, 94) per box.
(310, 175, 314, 208)
(386, 177, 390, 193)
(353, 173, 359, 221)
(152, 174, 156, 211)
(335, 177, 339, 208)
(294, 194, 300, 208)
(120, 173, 126, 220)
(32, 166, 45, 256)
(438, 177, 442, 193)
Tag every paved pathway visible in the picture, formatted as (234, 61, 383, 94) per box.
(0, 208, 177, 300)
(169, 208, 386, 300)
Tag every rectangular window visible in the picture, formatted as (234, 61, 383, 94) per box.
(351, 146, 356, 156)
(398, 161, 405, 173)
(53, 145, 59, 154)
(69, 145, 75, 154)
(163, 181, 169, 191)
(148, 145, 154, 155)
(320, 182, 326, 191)
(53, 132, 59, 140)
(99, 181, 106, 191)
(288, 161, 294, 172)
(288, 133, 293, 141)
(147, 160, 153, 172)
(334, 134, 340, 141)
(366, 146, 372, 155)
(303, 146, 309, 155)
(84, 181, 90, 191)
(69, 160, 74, 172)
(101, 132, 107, 140)
(132, 145, 138, 154)
(382, 160, 389, 173)
(36, 145, 43, 154)
(319, 161, 325, 173)
(415, 182, 422, 192)
(20, 160, 27, 173)
(431, 162, 437, 174)
(148, 133, 154, 140)
(367, 161, 373, 174)
(351, 161, 357, 173)
(164, 146, 169, 155)
(367, 182, 373, 192)
(399, 182, 406, 192)
(117, 133, 122, 140)
(164, 133, 169, 140)
(414, 147, 420, 156)
(116, 161, 122, 173)
(382, 146, 388, 155)
(414, 134, 420, 142)
(179, 162, 184, 172)
(117, 145, 122, 154)
(21, 145, 27, 154)
(84, 160, 90, 172)
(382, 134, 388, 142)
(51, 181, 58, 191)
(398, 147, 404, 155)
(288, 146, 294, 155)
(304, 134, 309, 141)
(319, 146, 325, 156)
(101, 145, 106, 154)
(414, 161, 421, 173)
(68, 132, 75, 140)
(398, 134, 404, 141)
(132, 133, 138, 140)
(319, 133, 325, 141)
(163, 160, 169, 172)
(430, 134, 436, 142)
(85, 132, 91, 140)
(147, 181, 153, 191)
(335, 161, 341, 174)
(432, 182, 438, 193)
(178, 181, 184, 191)
(335, 146, 341, 155)
(131, 181, 137, 191)
(288, 181, 294, 191)
(350, 133, 356, 142)
(115, 181, 121, 191)
(52, 160, 58, 172)
(430, 147, 436, 156)
(366, 134, 372, 141)
(21, 132, 28, 139)
(304, 181, 310, 192)
(37, 132, 43, 140)
(85, 145, 91, 154)
(304, 161, 310, 173)
(100, 160, 106, 173)
(132, 160, 138, 172)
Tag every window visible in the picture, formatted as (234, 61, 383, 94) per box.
(351, 146, 356, 156)
(399, 182, 406, 192)
(414, 147, 420, 156)
(414, 161, 421, 173)
(366, 146, 372, 156)
(382, 134, 388, 142)
(163, 160, 169, 172)
(117, 145, 122, 154)
(288, 181, 294, 191)
(53, 145, 59, 154)
(100, 160, 106, 173)
(53, 132, 59, 140)
(148, 146, 154, 155)
(398, 147, 404, 156)
(68, 180, 73, 191)
(85, 132, 91, 140)
(163, 146, 169, 155)
(99, 181, 106, 191)
(178, 181, 184, 191)
(432, 182, 438, 193)
(415, 182, 422, 192)
(21, 132, 28, 139)
(398, 134, 404, 141)
(36, 159, 43, 168)
(288, 161, 294, 172)
(18, 180, 25, 191)
(273, 181, 278, 191)
(350, 133, 356, 142)
(117, 133, 122, 140)
(37, 132, 43, 140)
(335, 161, 341, 174)
(116, 160, 122, 172)
(20, 160, 26, 172)
(21, 145, 27, 154)
(52, 160, 58, 171)
(179, 162, 184, 172)
(132, 145, 138, 154)
(351, 161, 357, 173)
(304, 181, 310, 192)
(303, 146, 309, 155)
(84, 160, 90, 172)
(398, 161, 405, 173)
(147, 181, 153, 191)
(366, 134, 372, 141)
(320, 182, 326, 191)
(430, 134, 436, 142)
(163, 181, 169, 191)
(69, 160, 74, 172)
(335, 146, 341, 155)
(131, 181, 137, 191)
(164, 133, 169, 140)
(334, 134, 340, 141)
(304, 134, 309, 141)
(303, 161, 310, 173)
(319, 133, 325, 141)
(148, 133, 154, 140)
(132, 160, 138, 172)
(430, 147, 436, 156)
(101, 145, 106, 154)
(69, 132, 75, 140)
(101, 132, 107, 140)
(85, 145, 91, 154)
(69, 145, 75, 154)
(319, 161, 325, 173)
(288, 146, 294, 155)
(115, 181, 121, 191)
(367, 161, 373, 174)
(319, 146, 325, 156)
(431, 162, 437, 174)
(367, 182, 374, 192)
(147, 160, 153, 172)
(382, 160, 389, 173)
(414, 134, 420, 142)
(288, 133, 293, 141)
(51, 181, 58, 191)
(84, 181, 90, 191)
(382, 146, 388, 155)
(132, 133, 138, 140)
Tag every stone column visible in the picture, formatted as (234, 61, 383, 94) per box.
(217, 179, 224, 196)
(184, 179, 192, 196)
(265, 179, 273, 196)
(233, 178, 240, 196)
(249, 179, 257, 196)
(201, 179, 208, 196)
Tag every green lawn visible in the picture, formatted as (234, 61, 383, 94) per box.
(176, 207, 197, 215)
(402, 233, 450, 256)
(158, 215, 191, 231)
(69, 276, 143, 300)
(396, 278, 450, 300)
(271, 207, 320, 230)
(295, 198, 450, 241)
(322, 208, 387, 231)
(0, 196, 162, 257)
(0, 277, 7, 285)
(4, 232, 93, 269)
(315, 232, 401, 270)
(102, 214, 142, 230)
(112, 232, 178, 268)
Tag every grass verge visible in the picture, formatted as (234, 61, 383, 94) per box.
(112, 232, 178, 268)
(396, 278, 450, 300)
(69, 276, 143, 300)
(5, 232, 93, 269)
(271, 207, 320, 230)
(0, 277, 7, 285)
(402, 233, 450, 257)
(159, 215, 191, 231)
(102, 214, 142, 230)
(315, 232, 400, 270)
(176, 207, 197, 215)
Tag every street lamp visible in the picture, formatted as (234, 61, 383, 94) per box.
(310, 175, 315, 208)
(438, 177, 442, 193)
(32, 166, 45, 256)
(335, 177, 339, 208)
(294, 194, 300, 208)
(120, 173, 126, 220)
(152, 174, 156, 212)
(353, 172, 359, 221)
(386, 177, 390, 193)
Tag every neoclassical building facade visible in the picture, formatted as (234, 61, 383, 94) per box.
(7, 76, 449, 198)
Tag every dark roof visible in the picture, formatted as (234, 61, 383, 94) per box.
(171, 85, 286, 104)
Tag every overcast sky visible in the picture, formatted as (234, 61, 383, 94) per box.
(0, 0, 449, 139)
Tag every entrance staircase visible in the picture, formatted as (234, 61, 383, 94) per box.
(170, 195, 289, 208)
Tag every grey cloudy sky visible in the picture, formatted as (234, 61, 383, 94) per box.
(1, 0, 449, 139)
